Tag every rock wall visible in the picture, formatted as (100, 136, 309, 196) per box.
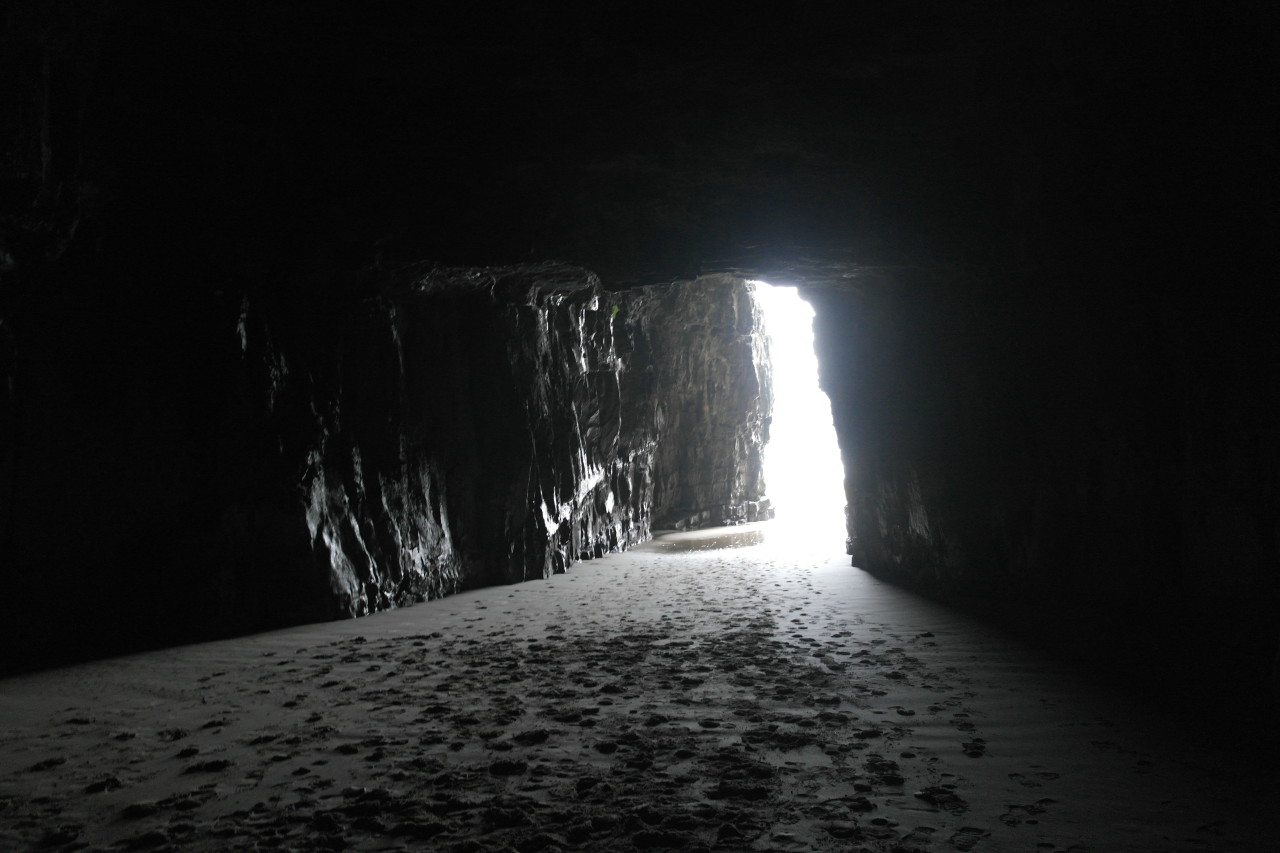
(8, 1, 1272, 700)
(807, 268, 1280, 695)
(616, 275, 773, 530)
(0, 263, 771, 672)
(284, 262, 650, 602)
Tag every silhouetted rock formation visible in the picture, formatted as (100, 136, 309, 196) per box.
(807, 267, 1280, 695)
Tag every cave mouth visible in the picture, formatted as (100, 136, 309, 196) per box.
(750, 281, 847, 550)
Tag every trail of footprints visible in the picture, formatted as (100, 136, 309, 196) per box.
(2, 556, 1060, 852)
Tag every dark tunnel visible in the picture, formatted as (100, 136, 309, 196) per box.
(1, 3, 1278, 849)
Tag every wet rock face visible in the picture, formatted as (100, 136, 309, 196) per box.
(233, 266, 770, 621)
(0, 260, 770, 671)
(616, 276, 773, 531)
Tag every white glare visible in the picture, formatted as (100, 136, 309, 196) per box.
(751, 281, 847, 550)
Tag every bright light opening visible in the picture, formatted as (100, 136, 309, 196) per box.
(750, 281, 847, 550)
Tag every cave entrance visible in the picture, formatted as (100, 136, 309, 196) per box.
(750, 281, 847, 550)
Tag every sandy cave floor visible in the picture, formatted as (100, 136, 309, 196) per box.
(1, 526, 1274, 853)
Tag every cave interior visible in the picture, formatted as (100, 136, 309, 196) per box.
(1, 2, 1277, 713)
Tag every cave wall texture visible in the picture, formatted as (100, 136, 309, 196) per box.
(0, 248, 771, 671)
(236, 264, 769, 618)
(1, 2, 1277, 691)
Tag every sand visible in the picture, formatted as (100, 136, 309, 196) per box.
(1, 526, 1273, 852)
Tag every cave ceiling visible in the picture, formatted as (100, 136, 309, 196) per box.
(6, 2, 1267, 303)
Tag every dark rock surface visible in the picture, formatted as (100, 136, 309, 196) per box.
(1, 2, 1277, 700)
(0, 259, 770, 671)
(807, 265, 1280, 700)
(282, 264, 770, 606)
(615, 275, 772, 531)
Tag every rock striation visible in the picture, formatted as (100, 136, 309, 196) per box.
(615, 275, 773, 531)
(0, 258, 772, 672)
(225, 266, 771, 624)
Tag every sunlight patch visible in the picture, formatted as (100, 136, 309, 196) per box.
(750, 281, 847, 549)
